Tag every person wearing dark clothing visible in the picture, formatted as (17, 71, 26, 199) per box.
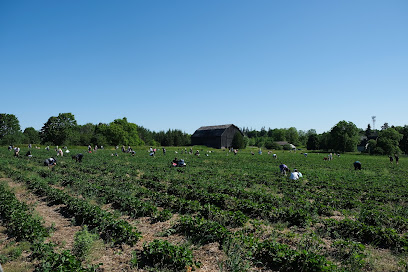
(72, 153, 83, 162)
(279, 164, 289, 175)
(395, 154, 399, 165)
(44, 157, 57, 167)
(354, 161, 362, 170)
(389, 156, 394, 163)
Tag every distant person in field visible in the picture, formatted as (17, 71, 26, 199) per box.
(389, 156, 394, 163)
(273, 153, 277, 159)
(72, 153, 83, 163)
(289, 169, 302, 180)
(25, 150, 33, 158)
(14, 147, 20, 157)
(88, 145, 92, 153)
(57, 148, 63, 157)
(171, 157, 186, 167)
(279, 163, 289, 176)
(354, 161, 362, 170)
(44, 157, 57, 167)
(163, 148, 166, 155)
(195, 150, 200, 156)
(395, 154, 399, 165)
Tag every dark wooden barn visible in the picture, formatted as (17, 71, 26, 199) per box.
(191, 124, 243, 149)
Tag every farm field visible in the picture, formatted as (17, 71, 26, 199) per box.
(0, 146, 407, 272)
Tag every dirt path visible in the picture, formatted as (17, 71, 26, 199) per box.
(1, 177, 225, 271)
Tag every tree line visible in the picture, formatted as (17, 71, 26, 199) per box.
(0, 113, 190, 147)
(1, 113, 407, 154)
(243, 121, 408, 155)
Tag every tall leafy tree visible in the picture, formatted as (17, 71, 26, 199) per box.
(0, 113, 23, 145)
(306, 134, 320, 150)
(232, 132, 245, 149)
(40, 113, 78, 145)
(365, 124, 372, 137)
(329, 121, 360, 152)
(377, 128, 403, 155)
(286, 127, 299, 145)
(23, 127, 40, 144)
(395, 126, 408, 154)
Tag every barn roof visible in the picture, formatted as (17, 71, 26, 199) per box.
(191, 124, 242, 138)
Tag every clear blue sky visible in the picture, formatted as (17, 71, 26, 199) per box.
(1, 1, 407, 134)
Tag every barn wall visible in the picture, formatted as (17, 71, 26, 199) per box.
(221, 126, 239, 148)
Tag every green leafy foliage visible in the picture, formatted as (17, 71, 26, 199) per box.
(136, 240, 200, 271)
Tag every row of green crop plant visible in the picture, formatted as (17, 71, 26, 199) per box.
(175, 215, 342, 271)
(0, 164, 141, 246)
(0, 181, 99, 271)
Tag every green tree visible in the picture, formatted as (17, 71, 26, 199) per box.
(395, 126, 408, 154)
(318, 132, 332, 151)
(329, 121, 360, 152)
(271, 129, 286, 141)
(40, 113, 78, 145)
(367, 139, 377, 155)
(78, 123, 96, 146)
(0, 113, 23, 145)
(306, 134, 320, 150)
(376, 128, 403, 155)
(23, 127, 40, 144)
(365, 124, 372, 137)
(231, 132, 245, 149)
(286, 127, 299, 145)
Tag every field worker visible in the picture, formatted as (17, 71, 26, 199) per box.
(130, 150, 136, 156)
(57, 148, 63, 157)
(25, 150, 33, 158)
(258, 148, 262, 155)
(72, 153, 83, 163)
(44, 157, 57, 167)
(163, 148, 166, 155)
(289, 169, 303, 180)
(88, 145, 92, 152)
(195, 150, 200, 156)
(273, 154, 277, 159)
(289, 169, 302, 180)
(172, 157, 178, 167)
(304, 153, 308, 157)
(178, 159, 186, 167)
(14, 147, 20, 157)
(279, 163, 289, 176)
(389, 156, 394, 163)
(395, 154, 399, 164)
(354, 161, 362, 170)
